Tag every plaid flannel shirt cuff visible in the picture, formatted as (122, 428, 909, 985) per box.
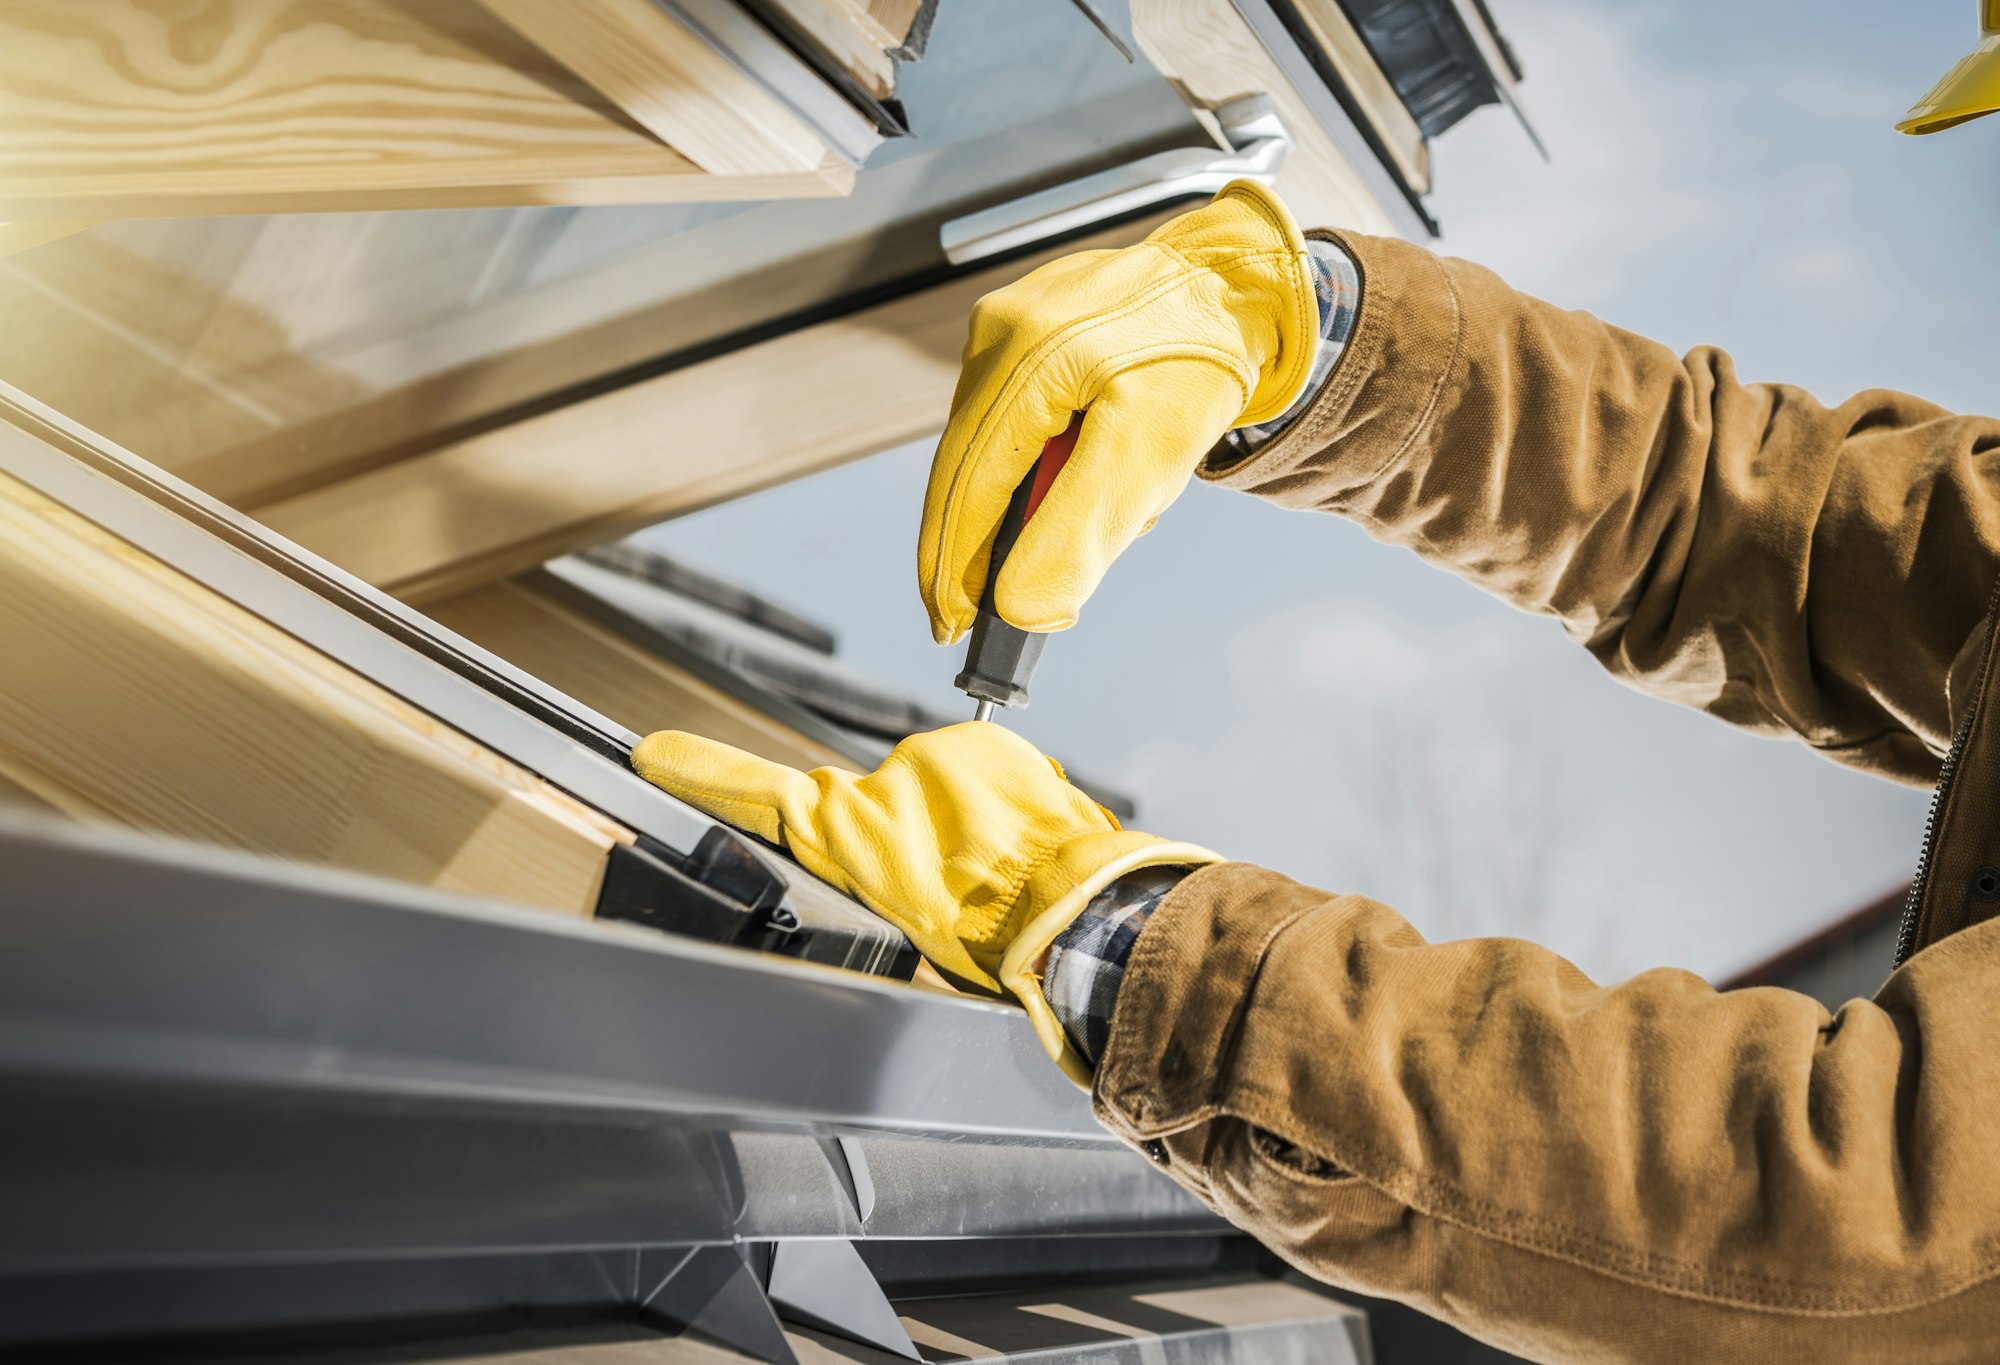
(1217, 236, 1360, 461)
(1036, 243, 1358, 1067)
(1040, 865, 1191, 1065)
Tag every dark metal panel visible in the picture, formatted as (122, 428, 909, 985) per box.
(1333, 0, 1541, 153)
(841, 1136, 1211, 1241)
(578, 544, 837, 655)
(0, 819, 1226, 1349)
(1230, 0, 1435, 238)
(0, 1253, 648, 1348)
(0, 1266, 1376, 1363)
(0, 1077, 738, 1272)
(1339, 0, 1501, 134)
(0, 819, 1103, 1142)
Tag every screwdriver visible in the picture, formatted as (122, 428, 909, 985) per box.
(956, 413, 1083, 723)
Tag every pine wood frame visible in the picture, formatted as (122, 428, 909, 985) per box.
(0, 464, 633, 914)
(0, 0, 856, 221)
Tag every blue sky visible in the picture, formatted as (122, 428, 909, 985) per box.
(644, 0, 1995, 985)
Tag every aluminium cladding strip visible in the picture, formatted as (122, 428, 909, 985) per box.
(0, 381, 903, 973)
(0, 821, 1225, 1351)
(0, 817, 1110, 1144)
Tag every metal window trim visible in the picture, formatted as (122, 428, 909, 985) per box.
(1228, 0, 1435, 239)
(529, 560, 891, 772)
(937, 95, 1294, 265)
(1440, 0, 1545, 155)
(0, 381, 905, 966)
(659, 0, 892, 161)
(0, 814, 1106, 1142)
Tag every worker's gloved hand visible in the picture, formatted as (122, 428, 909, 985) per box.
(919, 179, 1318, 645)
(632, 723, 1219, 1082)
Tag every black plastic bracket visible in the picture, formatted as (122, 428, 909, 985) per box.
(688, 826, 789, 916)
(596, 831, 802, 956)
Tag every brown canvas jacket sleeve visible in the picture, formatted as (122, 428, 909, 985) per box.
(1201, 230, 2000, 784)
(1094, 865, 2000, 1361)
(1095, 235, 2000, 1358)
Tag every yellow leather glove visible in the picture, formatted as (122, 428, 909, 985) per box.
(919, 179, 1317, 645)
(632, 723, 1219, 1084)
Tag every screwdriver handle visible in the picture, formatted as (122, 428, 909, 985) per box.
(988, 412, 1082, 591)
(955, 413, 1083, 714)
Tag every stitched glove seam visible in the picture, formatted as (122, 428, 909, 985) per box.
(1073, 343, 1255, 411)
(936, 245, 1306, 616)
(938, 257, 1222, 583)
(984, 830, 1084, 944)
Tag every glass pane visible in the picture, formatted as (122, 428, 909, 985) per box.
(0, 4, 1202, 507)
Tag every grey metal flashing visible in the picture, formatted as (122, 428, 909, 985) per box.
(541, 559, 1142, 821)
(1444, 0, 1543, 154)
(1229, 0, 1434, 239)
(0, 814, 1232, 1345)
(580, 542, 837, 654)
(532, 561, 897, 772)
(545, 557, 947, 740)
(1, 1258, 1369, 1362)
(766, 1238, 919, 1360)
(939, 95, 1293, 265)
(1333, 0, 1542, 153)
(0, 382, 907, 971)
(0, 817, 1108, 1144)
(644, 1247, 799, 1365)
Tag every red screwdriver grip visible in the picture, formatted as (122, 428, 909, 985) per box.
(957, 413, 1084, 712)
(1021, 411, 1084, 525)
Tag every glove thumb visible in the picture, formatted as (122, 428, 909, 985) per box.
(630, 730, 819, 848)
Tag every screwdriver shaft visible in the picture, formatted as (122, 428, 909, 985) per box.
(954, 414, 1085, 723)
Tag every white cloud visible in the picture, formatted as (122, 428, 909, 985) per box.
(1112, 599, 1923, 986)
(658, 0, 1969, 994)
(1771, 70, 1911, 122)
(1427, 0, 1948, 352)
(1428, 0, 1751, 308)
(1087, 1, 1972, 986)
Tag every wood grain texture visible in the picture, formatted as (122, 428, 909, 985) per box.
(764, 0, 898, 99)
(1288, 0, 1429, 194)
(0, 231, 373, 483)
(0, 468, 629, 913)
(427, 579, 860, 774)
(0, 218, 92, 258)
(255, 211, 1180, 601)
(473, 0, 831, 175)
(855, 0, 924, 49)
(1130, 0, 1401, 236)
(0, 0, 850, 219)
(0, 763, 61, 812)
(194, 215, 944, 509)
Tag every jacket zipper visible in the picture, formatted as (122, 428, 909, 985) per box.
(1896, 573, 2000, 966)
(1897, 717, 1969, 966)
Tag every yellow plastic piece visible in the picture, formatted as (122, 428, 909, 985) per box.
(918, 179, 1317, 646)
(631, 723, 1219, 1085)
(1898, 2, 2000, 133)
